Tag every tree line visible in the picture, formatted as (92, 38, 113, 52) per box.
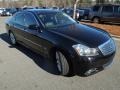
(1, 0, 120, 8)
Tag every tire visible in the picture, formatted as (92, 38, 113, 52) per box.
(93, 17, 100, 23)
(9, 32, 17, 45)
(78, 17, 81, 21)
(55, 51, 70, 76)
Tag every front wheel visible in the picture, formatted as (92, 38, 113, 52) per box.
(55, 51, 70, 76)
(9, 32, 17, 45)
(84, 15, 88, 20)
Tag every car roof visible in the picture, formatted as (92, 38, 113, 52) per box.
(23, 9, 60, 14)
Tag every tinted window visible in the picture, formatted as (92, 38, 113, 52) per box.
(114, 6, 120, 13)
(10, 15, 15, 21)
(24, 12, 38, 27)
(118, 7, 120, 13)
(38, 12, 76, 29)
(15, 13, 25, 26)
(93, 6, 100, 12)
(102, 6, 113, 13)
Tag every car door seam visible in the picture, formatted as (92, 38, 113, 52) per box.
(16, 33, 42, 48)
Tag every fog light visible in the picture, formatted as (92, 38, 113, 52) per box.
(84, 68, 98, 76)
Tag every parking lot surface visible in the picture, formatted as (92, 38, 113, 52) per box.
(0, 17, 120, 90)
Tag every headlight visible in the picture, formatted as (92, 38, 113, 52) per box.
(72, 44, 99, 56)
(7, 12, 10, 15)
(76, 13, 79, 18)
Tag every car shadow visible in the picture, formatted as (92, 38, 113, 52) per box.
(0, 33, 61, 76)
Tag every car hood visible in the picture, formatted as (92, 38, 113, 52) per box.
(50, 23, 110, 48)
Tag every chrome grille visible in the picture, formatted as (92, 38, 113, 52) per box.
(99, 39, 116, 56)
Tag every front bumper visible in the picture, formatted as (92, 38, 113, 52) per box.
(73, 52, 115, 76)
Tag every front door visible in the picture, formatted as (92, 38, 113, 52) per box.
(23, 12, 44, 55)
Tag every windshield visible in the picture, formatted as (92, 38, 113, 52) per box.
(37, 12, 76, 29)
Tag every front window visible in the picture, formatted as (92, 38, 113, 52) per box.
(102, 6, 113, 13)
(92, 5, 100, 12)
(24, 12, 38, 27)
(37, 12, 76, 29)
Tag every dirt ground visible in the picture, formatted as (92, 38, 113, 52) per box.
(81, 21, 120, 36)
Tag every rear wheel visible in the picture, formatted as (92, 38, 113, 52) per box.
(93, 17, 100, 23)
(55, 51, 70, 76)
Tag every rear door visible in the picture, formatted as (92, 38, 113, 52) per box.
(12, 13, 26, 43)
(101, 5, 114, 22)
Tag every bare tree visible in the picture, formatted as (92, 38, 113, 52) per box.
(73, 0, 79, 19)
(23, 0, 28, 6)
(1, 0, 100, 8)
(38, 0, 43, 6)
(96, 0, 105, 4)
(2, 0, 5, 7)
(28, 0, 33, 6)
(115, 0, 120, 4)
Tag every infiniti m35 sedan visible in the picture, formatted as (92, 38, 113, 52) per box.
(5, 9, 116, 76)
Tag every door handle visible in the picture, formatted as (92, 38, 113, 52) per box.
(23, 28, 26, 31)
(28, 31, 38, 37)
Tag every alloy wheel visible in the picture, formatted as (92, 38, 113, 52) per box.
(56, 51, 69, 75)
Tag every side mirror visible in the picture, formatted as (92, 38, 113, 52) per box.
(28, 24, 39, 30)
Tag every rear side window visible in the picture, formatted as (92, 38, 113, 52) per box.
(24, 12, 38, 27)
(15, 13, 25, 26)
(9, 15, 15, 22)
(93, 6, 100, 12)
(119, 7, 120, 13)
(102, 6, 113, 13)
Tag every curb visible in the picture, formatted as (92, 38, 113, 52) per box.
(111, 34, 120, 39)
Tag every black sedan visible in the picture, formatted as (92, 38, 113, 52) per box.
(5, 9, 116, 76)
